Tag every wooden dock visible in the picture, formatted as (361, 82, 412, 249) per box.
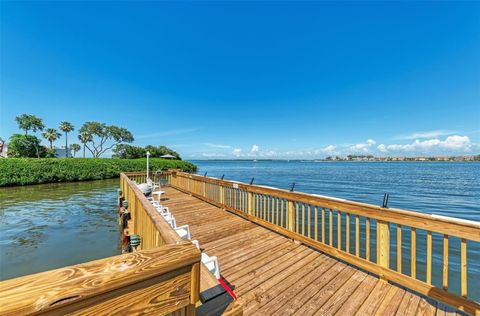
(161, 186, 462, 316)
(1, 170, 478, 316)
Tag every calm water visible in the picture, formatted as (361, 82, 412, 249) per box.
(0, 179, 120, 281)
(192, 160, 480, 300)
(0, 161, 478, 300)
(192, 161, 480, 221)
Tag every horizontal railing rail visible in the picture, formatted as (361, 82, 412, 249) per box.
(123, 171, 171, 188)
(120, 172, 181, 247)
(167, 170, 480, 315)
(0, 243, 200, 315)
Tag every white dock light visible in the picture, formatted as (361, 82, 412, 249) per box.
(146, 151, 150, 180)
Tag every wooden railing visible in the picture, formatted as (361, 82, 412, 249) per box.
(167, 170, 480, 315)
(120, 172, 180, 248)
(0, 243, 200, 315)
(0, 172, 201, 316)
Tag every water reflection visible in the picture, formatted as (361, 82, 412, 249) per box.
(0, 179, 120, 280)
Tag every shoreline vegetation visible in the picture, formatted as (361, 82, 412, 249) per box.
(0, 158, 197, 187)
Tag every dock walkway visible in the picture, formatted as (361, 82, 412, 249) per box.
(161, 187, 460, 316)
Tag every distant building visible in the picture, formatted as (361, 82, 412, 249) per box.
(0, 142, 7, 158)
(54, 147, 71, 158)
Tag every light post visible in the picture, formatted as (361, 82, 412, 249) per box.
(146, 151, 150, 180)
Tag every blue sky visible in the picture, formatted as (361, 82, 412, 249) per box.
(1, 1, 479, 159)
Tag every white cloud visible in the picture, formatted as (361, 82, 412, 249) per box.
(265, 150, 277, 156)
(191, 134, 475, 159)
(377, 144, 387, 152)
(251, 144, 259, 155)
(397, 130, 457, 140)
(204, 143, 231, 149)
(442, 135, 471, 150)
(233, 148, 242, 157)
(383, 135, 472, 153)
(322, 145, 336, 153)
(348, 139, 377, 153)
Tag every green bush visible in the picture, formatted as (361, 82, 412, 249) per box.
(7, 134, 47, 158)
(0, 158, 197, 186)
(112, 144, 181, 159)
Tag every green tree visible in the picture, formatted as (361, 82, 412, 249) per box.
(15, 114, 45, 135)
(42, 128, 61, 149)
(70, 143, 81, 157)
(8, 134, 47, 158)
(45, 148, 57, 158)
(78, 132, 92, 158)
(145, 145, 181, 159)
(112, 144, 181, 159)
(112, 144, 146, 159)
(59, 121, 74, 157)
(79, 122, 134, 158)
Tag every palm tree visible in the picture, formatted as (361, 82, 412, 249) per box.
(59, 121, 74, 157)
(78, 132, 92, 158)
(42, 128, 61, 149)
(15, 114, 44, 135)
(70, 143, 81, 157)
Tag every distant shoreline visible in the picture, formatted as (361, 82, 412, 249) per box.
(189, 158, 480, 162)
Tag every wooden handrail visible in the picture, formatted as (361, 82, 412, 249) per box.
(0, 243, 200, 315)
(173, 172, 480, 241)
(166, 170, 480, 315)
(120, 173, 181, 245)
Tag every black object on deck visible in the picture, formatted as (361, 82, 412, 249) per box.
(200, 284, 226, 303)
(196, 292, 234, 316)
(197, 275, 237, 316)
(199, 277, 236, 303)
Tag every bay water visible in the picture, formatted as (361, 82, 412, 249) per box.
(0, 161, 478, 300)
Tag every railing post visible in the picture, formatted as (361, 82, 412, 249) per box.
(247, 191, 253, 216)
(219, 185, 224, 205)
(287, 200, 294, 231)
(134, 197, 141, 251)
(190, 262, 200, 306)
(377, 220, 390, 271)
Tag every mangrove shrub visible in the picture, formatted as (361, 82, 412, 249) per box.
(0, 158, 197, 186)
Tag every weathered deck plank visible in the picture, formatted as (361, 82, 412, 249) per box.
(250, 255, 336, 314)
(160, 187, 449, 316)
(333, 275, 379, 315)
